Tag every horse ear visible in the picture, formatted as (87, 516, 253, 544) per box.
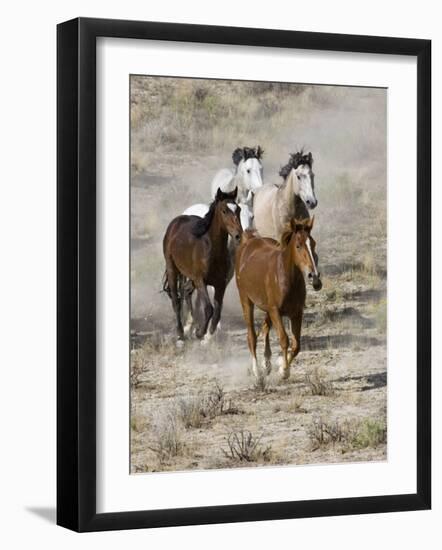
(231, 186, 238, 200)
(307, 152, 313, 164)
(215, 187, 223, 201)
(280, 222, 293, 247)
(232, 148, 244, 166)
(256, 145, 264, 159)
(306, 215, 314, 231)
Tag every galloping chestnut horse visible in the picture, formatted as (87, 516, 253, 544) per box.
(235, 217, 322, 379)
(163, 188, 242, 342)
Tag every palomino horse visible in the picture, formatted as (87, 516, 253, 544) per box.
(235, 217, 322, 380)
(163, 188, 242, 342)
(253, 151, 317, 241)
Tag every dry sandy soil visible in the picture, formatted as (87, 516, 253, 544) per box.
(129, 77, 387, 473)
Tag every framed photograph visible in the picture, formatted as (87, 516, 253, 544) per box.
(57, 17, 431, 532)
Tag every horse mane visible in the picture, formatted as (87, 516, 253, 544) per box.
(279, 150, 313, 180)
(191, 200, 217, 237)
(191, 188, 237, 238)
(232, 145, 264, 166)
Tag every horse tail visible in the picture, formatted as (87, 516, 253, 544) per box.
(162, 270, 171, 298)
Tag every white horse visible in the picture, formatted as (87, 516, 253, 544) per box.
(253, 151, 317, 241)
(183, 146, 264, 230)
(210, 146, 264, 201)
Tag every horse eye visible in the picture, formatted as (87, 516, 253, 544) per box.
(247, 169, 251, 174)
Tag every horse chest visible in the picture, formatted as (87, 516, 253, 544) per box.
(269, 274, 306, 314)
(205, 247, 230, 284)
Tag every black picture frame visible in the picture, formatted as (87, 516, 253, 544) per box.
(57, 17, 431, 532)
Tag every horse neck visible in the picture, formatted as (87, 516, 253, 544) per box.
(232, 170, 247, 201)
(279, 171, 298, 217)
(208, 209, 228, 252)
(280, 241, 304, 287)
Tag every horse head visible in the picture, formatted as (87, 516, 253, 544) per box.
(279, 151, 317, 210)
(280, 216, 322, 291)
(232, 146, 264, 195)
(215, 187, 243, 243)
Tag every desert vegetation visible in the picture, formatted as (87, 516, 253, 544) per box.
(130, 76, 387, 473)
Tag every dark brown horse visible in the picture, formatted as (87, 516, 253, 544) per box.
(163, 188, 242, 342)
(235, 217, 322, 379)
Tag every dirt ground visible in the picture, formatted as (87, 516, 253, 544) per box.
(129, 77, 387, 473)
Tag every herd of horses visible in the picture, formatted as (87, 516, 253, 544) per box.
(162, 146, 322, 380)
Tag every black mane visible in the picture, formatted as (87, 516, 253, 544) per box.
(279, 150, 313, 180)
(232, 145, 264, 166)
(191, 188, 237, 238)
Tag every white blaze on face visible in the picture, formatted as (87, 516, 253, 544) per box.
(227, 202, 238, 214)
(242, 158, 263, 193)
(295, 165, 316, 207)
(305, 237, 319, 276)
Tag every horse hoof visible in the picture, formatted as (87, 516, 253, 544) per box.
(183, 324, 193, 336)
(201, 332, 213, 346)
(278, 367, 290, 380)
(176, 339, 185, 348)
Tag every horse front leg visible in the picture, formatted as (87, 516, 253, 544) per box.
(183, 278, 195, 336)
(261, 314, 272, 375)
(194, 283, 214, 340)
(207, 284, 226, 337)
(268, 308, 290, 379)
(240, 296, 259, 378)
(287, 310, 302, 367)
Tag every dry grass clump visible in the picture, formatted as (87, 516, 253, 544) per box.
(351, 418, 387, 449)
(304, 367, 335, 396)
(373, 298, 387, 333)
(283, 393, 306, 413)
(130, 335, 182, 389)
(147, 409, 184, 463)
(130, 413, 149, 433)
(308, 416, 386, 451)
(130, 349, 148, 388)
(177, 382, 240, 429)
(222, 430, 272, 463)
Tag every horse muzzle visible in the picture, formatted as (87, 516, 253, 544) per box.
(305, 197, 318, 209)
(312, 275, 322, 291)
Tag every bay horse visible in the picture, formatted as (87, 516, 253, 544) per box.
(235, 217, 322, 380)
(163, 188, 242, 343)
(253, 151, 317, 241)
